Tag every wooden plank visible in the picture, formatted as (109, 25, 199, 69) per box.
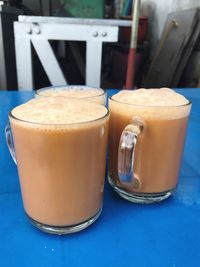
(143, 8, 200, 88)
(171, 10, 200, 86)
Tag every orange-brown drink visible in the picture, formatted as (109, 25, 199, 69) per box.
(6, 97, 109, 234)
(108, 88, 191, 203)
(35, 85, 106, 105)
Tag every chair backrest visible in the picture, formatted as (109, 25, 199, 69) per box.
(14, 16, 122, 91)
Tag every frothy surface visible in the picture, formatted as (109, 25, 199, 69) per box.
(37, 86, 104, 98)
(12, 97, 108, 124)
(110, 88, 191, 120)
(112, 88, 189, 106)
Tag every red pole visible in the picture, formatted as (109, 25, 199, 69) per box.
(125, 48, 136, 89)
(125, 0, 141, 89)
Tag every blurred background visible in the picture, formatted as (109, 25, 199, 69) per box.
(0, 0, 200, 90)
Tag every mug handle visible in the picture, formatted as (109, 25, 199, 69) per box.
(118, 118, 143, 188)
(5, 121, 17, 164)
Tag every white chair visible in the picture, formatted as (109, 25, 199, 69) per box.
(14, 16, 132, 90)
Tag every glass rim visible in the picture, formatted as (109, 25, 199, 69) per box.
(109, 95, 192, 108)
(9, 108, 110, 126)
(35, 85, 106, 98)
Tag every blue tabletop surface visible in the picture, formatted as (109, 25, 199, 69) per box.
(0, 89, 200, 267)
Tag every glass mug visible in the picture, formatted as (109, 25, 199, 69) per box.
(35, 85, 107, 106)
(108, 95, 191, 203)
(5, 98, 109, 234)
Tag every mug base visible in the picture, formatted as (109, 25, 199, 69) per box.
(26, 208, 102, 235)
(108, 176, 173, 204)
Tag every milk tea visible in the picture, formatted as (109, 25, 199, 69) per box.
(108, 88, 191, 202)
(36, 86, 106, 105)
(10, 98, 109, 230)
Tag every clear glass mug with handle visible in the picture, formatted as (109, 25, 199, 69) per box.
(5, 97, 109, 234)
(108, 90, 191, 204)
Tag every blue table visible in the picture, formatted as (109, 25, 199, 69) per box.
(0, 89, 200, 267)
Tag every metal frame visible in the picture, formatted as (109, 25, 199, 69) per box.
(0, 4, 22, 90)
(0, 10, 6, 89)
(18, 15, 132, 27)
(14, 17, 121, 91)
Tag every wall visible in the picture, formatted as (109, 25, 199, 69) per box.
(22, 0, 61, 15)
(23, 0, 40, 14)
(141, 0, 200, 55)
